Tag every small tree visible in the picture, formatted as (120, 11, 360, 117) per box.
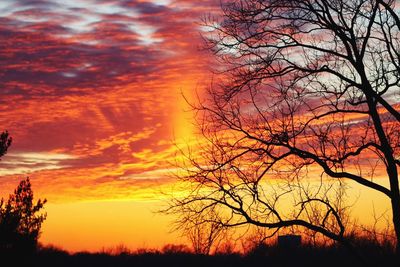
(0, 178, 47, 254)
(185, 209, 226, 254)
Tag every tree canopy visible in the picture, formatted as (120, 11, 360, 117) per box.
(0, 130, 11, 158)
(0, 178, 47, 254)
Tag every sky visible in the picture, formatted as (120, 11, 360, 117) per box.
(0, 0, 220, 251)
(0, 0, 395, 253)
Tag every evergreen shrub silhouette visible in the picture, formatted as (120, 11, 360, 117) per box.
(0, 178, 47, 254)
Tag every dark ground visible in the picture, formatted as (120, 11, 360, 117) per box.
(6, 243, 398, 267)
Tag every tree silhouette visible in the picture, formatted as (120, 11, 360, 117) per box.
(0, 178, 47, 254)
(0, 130, 11, 158)
(169, 0, 400, 254)
(183, 209, 225, 254)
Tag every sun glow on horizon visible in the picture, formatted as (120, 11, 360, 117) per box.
(40, 200, 183, 252)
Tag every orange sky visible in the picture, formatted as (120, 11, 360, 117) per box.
(0, 0, 396, 252)
(0, 0, 221, 252)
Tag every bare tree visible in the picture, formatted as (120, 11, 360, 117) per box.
(174, 205, 226, 254)
(168, 0, 400, 254)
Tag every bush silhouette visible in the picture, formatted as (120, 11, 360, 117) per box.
(0, 178, 47, 254)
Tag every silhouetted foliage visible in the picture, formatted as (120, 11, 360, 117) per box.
(30, 240, 398, 267)
(0, 178, 47, 255)
(0, 130, 11, 158)
(161, 244, 191, 254)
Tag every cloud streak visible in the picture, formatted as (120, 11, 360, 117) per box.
(0, 0, 219, 201)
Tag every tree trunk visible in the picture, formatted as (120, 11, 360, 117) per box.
(363, 85, 400, 255)
(390, 177, 400, 255)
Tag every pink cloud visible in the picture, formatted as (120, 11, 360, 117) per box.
(0, 0, 219, 201)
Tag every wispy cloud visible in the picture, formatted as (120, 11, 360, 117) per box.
(0, 0, 220, 202)
(0, 152, 78, 175)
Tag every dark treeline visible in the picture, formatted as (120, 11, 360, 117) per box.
(17, 241, 397, 267)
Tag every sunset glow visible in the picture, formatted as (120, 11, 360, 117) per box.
(0, 0, 221, 251)
(0, 0, 397, 253)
